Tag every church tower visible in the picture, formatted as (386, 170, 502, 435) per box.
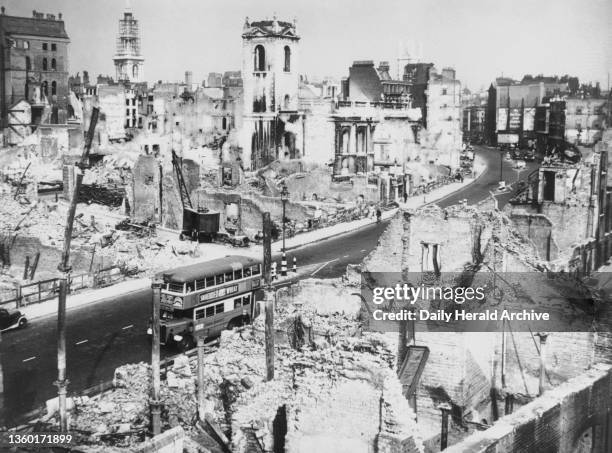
(240, 16, 301, 169)
(113, 2, 144, 83)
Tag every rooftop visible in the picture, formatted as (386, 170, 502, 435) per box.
(0, 11, 69, 40)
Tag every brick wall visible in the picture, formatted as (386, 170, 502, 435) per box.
(402, 209, 477, 272)
(132, 154, 160, 223)
(445, 364, 612, 453)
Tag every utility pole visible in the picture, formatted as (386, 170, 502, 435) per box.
(0, 327, 4, 428)
(263, 212, 274, 381)
(55, 278, 68, 431)
(150, 279, 162, 435)
(197, 337, 206, 421)
(265, 292, 274, 381)
(535, 332, 548, 396)
(56, 106, 99, 432)
(263, 212, 272, 285)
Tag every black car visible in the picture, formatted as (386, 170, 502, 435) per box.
(0, 307, 27, 332)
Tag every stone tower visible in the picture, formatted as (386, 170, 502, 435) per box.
(240, 16, 302, 170)
(113, 1, 144, 83)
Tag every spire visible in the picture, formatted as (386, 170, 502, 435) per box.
(243, 16, 250, 31)
(125, 0, 132, 12)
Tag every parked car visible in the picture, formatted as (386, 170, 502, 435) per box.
(0, 307, 27, 332)
(524, 152, 535, 162)
(514, 160, 526, 169)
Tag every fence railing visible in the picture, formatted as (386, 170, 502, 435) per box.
(0, 266, 126, 308)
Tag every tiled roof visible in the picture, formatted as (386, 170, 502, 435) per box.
(0, 15, 69, 39)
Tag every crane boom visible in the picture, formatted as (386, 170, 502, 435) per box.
(171, 150, 193, 210)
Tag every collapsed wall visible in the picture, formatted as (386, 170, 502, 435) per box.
(360, 203, 608, 448)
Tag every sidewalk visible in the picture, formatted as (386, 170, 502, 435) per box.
(19, 172, 480, 322)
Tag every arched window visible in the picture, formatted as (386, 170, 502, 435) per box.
(254, 45, 265, 71)
(284, 46, 291, 72)
(25, 56, 31, 71)
(51, 58, 56, 70)
(42, 81, 48, 97)
(42, 58, 47, 70)
(132, 64, 139, 79)
(51, 81, 57, 96)
(222, 117, 227, 130)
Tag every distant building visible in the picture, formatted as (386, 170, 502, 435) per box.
(0, 7, 70, 129)
(426, 67, 462, 167)
(207, 72, 223, 88)
(461, 89, 488, 144)
(113, 5, 144, 83)
(489, 74, 609, 151)
(403, 62, 434, 126)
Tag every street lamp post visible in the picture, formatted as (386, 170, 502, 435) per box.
(280, 183, 289, 276)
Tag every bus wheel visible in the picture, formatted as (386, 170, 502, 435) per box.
(178, 335, 195, 352)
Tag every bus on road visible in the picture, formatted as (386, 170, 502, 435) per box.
(148, 255, 263, 351)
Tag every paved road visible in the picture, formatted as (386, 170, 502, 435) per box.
(1, 146, 538, 424)
(436, 146, 539, 209)
(1, 221, 389, 425)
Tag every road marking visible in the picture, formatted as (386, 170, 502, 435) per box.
(343, 254, 349, 258)
(76, 339, 88, 345)
(311, 258, 339, 276)
(361, 249, 366, 252)
(122, 324, 133, 330)
(22, 356, 36, 362)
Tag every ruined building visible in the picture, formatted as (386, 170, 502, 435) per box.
(113, 4, 144, 84)
(507, 136, 612, 273)
(239, 16, 305, 170)
(0, 7, 70, 133)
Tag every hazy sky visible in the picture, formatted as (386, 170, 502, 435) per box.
(7, 0, 612, 91)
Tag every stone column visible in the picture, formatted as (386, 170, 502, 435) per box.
(350, 123, 356, 154)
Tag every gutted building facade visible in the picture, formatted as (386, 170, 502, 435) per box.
(239, 16, 305, 170)
(0, 8, 70, 131)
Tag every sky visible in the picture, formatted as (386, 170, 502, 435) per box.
(7, 0, 612, 91)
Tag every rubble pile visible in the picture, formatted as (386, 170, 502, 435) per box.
(53, 361, 197, 448)
(270, 279, 363, 338)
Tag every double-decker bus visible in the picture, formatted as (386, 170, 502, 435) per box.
(148, 255, 263, 351)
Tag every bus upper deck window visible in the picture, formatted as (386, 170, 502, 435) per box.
(234, 269, 243, 280)
(225, 271, 234, 282)
(244, 267, 252, 277)
(216, 274, 225, 285)
(251, 265, 261, 275)
(206, 276, 215, 287)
